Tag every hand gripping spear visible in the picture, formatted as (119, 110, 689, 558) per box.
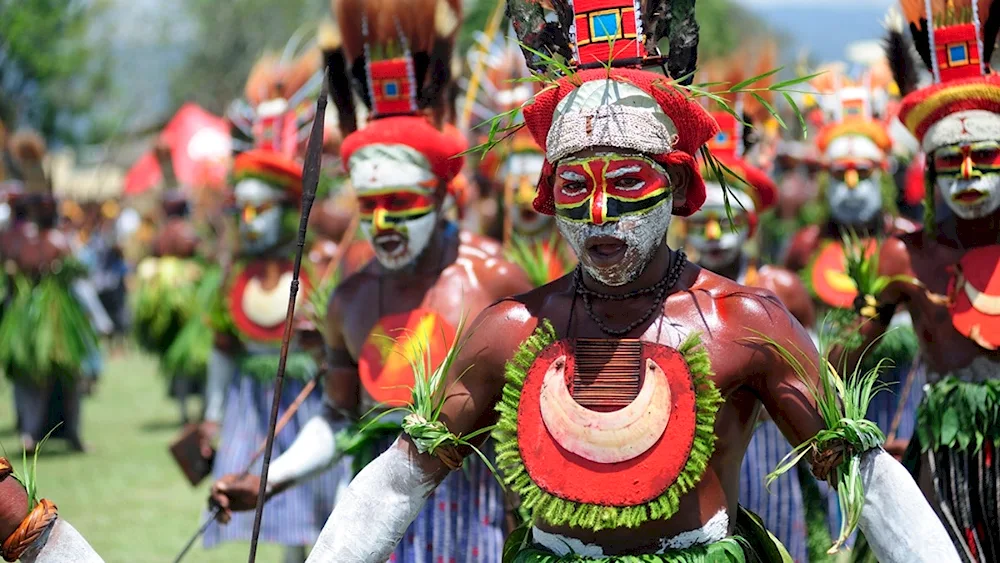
(244, 67, 330, 563)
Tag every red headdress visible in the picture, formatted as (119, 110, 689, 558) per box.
(331, 0, 467, 186)
(814, 75, 894, 163)
(897, 0, 1000, 152)
(508, 0, 719, 217)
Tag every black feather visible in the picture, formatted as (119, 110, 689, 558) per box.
(910, 19, 933, 72)
(506, 0, 572, 72)
(983, 1, 1000, 69)
(641, 0, 672, 56)
(668, 0, 699, 84)
(418, 37, 453, 126)
(884, 27, 920, 97)
(323, 47, 357, 136)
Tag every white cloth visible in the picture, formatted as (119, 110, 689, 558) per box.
(306, 439, 437, 563)
(266, 413, 341, 491)
(858, 448, 960, 563)
(70, 279, 114, 336)
(21, 519, 103, 563)
(203, 348, 235, 423)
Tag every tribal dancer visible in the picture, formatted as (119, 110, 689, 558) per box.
(0, 457, 103, 562)
(685, 108, 815, 561)
(0, 130, 111, 454)
(784, 76, 922, 457)
(210, 1, 531, 561)
(197, 45, 348, 561)
(844, 1, 1000, 560)
(302, 1, 957, 562)
(466, 32, 573, 285)
(133, 140, 207, 424)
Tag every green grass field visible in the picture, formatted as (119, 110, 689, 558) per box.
(0, 352, 282, 562)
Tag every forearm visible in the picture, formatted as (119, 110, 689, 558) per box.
(265, 411, 341, 493)
(306, 438, 443, 563)
(20, 519, 103, 563)
(856, 448, 959, 562)
(204, 348, 235, 423)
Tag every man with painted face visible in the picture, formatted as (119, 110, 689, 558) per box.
(196, 46, 350, 562)
(300, 1, 957, 562)
(209, 1, 531, 561)
(467, 36, 572, 285)
(839, 2, 1000, 560)
(686, 110, 816, 562)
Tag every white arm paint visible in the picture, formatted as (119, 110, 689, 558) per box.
(70, 279, 113, 336)
(857, 448, 960, 563)
(306, 438, 438, 563)
(203, 348, 235, 423)
(20, 519, 104, 563)
(265, 412, 341, 491)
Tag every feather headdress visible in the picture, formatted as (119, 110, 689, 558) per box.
(504, 0, 718, 216)
(897, 0, 1000, 151)
(334, 0, 468, 187)
(227, 36, 324, 158)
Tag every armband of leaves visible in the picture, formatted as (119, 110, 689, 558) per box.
(745, 329, 889, 553)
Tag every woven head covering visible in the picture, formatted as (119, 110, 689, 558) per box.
(333, 0, 466, 186)
(897, 0, 1000, 152)
(509, 0, 719, 217)
(816, 84, 894, 163)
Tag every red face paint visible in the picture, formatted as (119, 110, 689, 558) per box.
(357, 189, 436, 232)
(934, 142, 1000, 178)
(552, 154, 670, 224)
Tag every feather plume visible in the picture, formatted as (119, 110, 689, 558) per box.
(667, 0, 700, 83)
(244, 49, 321, 107)
(642, 1, 673, 57)
(982, 0, 1000, 67)
(900, 0, 933, 71)
(883, 7, 921, 96)
(321, 13, 357, 136)
(506, 0, 573, 72)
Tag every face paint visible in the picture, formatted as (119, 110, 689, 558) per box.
(504, 151, 552, 236)
(350, 145, 441, 270)
(686, 184, 752, 271)
(234, 178, 286, 255)
(826, 159, 883, 225)
(933, 141, 1000, 220)
(553, 153, 672, 286)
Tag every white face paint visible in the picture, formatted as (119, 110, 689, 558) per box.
(504, 151, 552, 236)
(686, 184, 752, 271)
(931, 140, 1000, 220)
(823, 135, 886, 226)
(234, 178, 286, 255)
(350, 144, 440, 270)
(553, 152, 673, 286)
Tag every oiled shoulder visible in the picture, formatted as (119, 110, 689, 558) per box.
(688, 266, 799, 335)
(880, 232, 918, 278)
(455, 231, 534, 300)
(459, 230, 503, 257)
(784, 225, 821, 271)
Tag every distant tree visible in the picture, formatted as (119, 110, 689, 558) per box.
(168, 0, 328, 115)
(0, 0, 113, 143)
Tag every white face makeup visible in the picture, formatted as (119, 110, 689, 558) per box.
(504, 151, 552, 236)
(234, 178, 286, 255)
(931, 140, 1000, 220)
(686, 184, 752, 271)
(823, 135, 886, 226)
(553, 152, 673, 286)
(350, 144, 441, 270)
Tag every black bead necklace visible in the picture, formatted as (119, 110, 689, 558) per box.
(574, 250, 687, 337)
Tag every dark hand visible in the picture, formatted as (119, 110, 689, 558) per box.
(197, 422, 219, 460)
(884, 439, 909, 461)
(210, 473, 263, 523)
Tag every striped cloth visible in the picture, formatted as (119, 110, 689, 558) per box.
(202, 372, 352, 548)
(739, 419, 807, 562)
(374, 436, 507, 563)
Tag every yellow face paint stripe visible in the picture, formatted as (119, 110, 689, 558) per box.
(905, 83, 1000, 133)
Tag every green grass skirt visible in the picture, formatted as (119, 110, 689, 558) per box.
(0, 266, 98, 383)
(132, 257, 204, 356)
(161, 265, 223, 382)
(505, 507, 792, 563)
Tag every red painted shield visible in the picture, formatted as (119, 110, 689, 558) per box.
(228, 260, 311, 343)
(810, 240, 875, 309)
(358, 309, 457, 406)
(518, 339, 697, 506)
(949, 246, 1000, 350)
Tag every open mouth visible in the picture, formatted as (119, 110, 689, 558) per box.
(585, 235, 628, 267)
(374, 232, 407, 256)
(953, 189, 988, 205)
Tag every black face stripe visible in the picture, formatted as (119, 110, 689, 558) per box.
(554, 193, 670, 222)
(359, 209, 435, 225)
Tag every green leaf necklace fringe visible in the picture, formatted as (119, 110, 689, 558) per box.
(493, 320, 724, 532)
